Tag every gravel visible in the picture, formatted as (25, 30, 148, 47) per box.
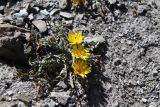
(0, 0, 160, 106)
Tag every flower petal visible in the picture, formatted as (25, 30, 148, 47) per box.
(72, 59, 91, 78)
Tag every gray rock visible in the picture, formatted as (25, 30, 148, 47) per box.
(56, 81, 67, 89)
(0, 15, 3, 24)
(155, 0, 160, 8)
(6, 90, 14, 96)
(75, 14, 84, 21)
(41, 9, 49, 15)
(112, 101, 119, 107)
(65, 20, 73, 26)
(60, 12, 75, 19)
(18, 102, 26, 107)
(50, 9, 60, 16)
(152, 69, 158, 76)
(68, 104, 75, 107)
(15, 17, 24, 26)
(149, 102, 158, 107)
(0, 6, 5, 14)
(137, 5, 148, 15)
(0, 63, 16, 84)
(3, 16, 13, 22)
(50, 91, 70, 105)
(47, 100, 57, 107)
(43, 2, 52, 8)
(35, 9, 49, 20)
(32, 20, 47, 33)
(14, 9, 28, 18)
(148, 0, 160, 8)
(0, 101, 18, 107)
(59, 0, 67, 9)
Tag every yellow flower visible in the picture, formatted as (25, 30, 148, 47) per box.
(72, 59, 91, 78)
(71, 45, 90, 60)
(68, 31, 83, 45)
(71, 0, 83, 4)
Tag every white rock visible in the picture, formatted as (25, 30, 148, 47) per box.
(28, 13, 34, 20)
(84, 36, 105, 43)
(40, 9, 49, 16)
(108, 0, 117, 4)
(19, 9, 28, 17)
(141, 98, 147, 103)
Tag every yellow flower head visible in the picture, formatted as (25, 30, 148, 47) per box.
(72, 59, 91, 78)
(68, 31, 83, 45)
(71, 0, 83, 4)
(71, 45, 90, 60)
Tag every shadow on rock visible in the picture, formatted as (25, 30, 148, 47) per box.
(86, 41, 110, 107)
(0, 0, 23, 7)
(74, 41, 110, 107)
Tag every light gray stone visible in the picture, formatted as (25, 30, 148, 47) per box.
(28, 13, 34, 20)
(108, 0, 117, 4)
(16, 17, 24, 26)
(0, 6, 5, 14)
(50, 91, 70, 105)
(149, 102, 158, 107)
(141, 98, 147, 103)
(32, 20, 47, 33)
(36, 9, 49, 19)
(60, 12, 75, 19)
(14, 9, 28, 18)
(84, 36, 105, 43)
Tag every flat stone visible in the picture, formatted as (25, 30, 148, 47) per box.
(84, 36, 105, 43)
(60, 12, 74, 19)
(32, 20, 47, 33)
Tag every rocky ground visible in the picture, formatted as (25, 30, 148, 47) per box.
(0, 0, 160, 107)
